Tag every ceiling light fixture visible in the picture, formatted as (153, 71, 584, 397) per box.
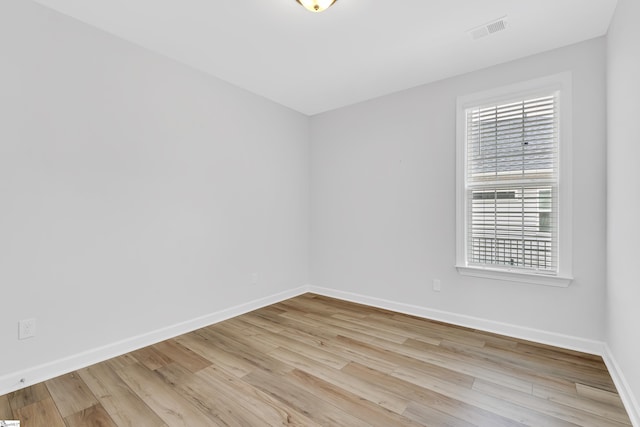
(296, 0, 337, 13)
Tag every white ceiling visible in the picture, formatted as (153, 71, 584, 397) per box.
(33, 0, 617, 115)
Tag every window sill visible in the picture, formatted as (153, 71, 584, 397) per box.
(455, 265, 573, 287)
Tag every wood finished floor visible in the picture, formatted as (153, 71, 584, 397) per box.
(0, 293, 632, 426)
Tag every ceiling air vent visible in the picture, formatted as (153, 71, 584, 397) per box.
(469, 16, 508, 40)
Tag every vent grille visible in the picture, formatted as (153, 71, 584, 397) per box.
(469, 17, 508, 40)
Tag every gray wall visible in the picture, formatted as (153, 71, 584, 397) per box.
(607, 0, 640, 413)
(311, 38, 607, 342)
(0, 0, 309, 378)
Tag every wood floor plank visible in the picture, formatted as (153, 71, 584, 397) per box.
(103, 353, 139, 370)
(195, 327, 293, 376)
(78, 362, 168, 427)
(245, 309, 348, 350)
(115, 362, 218, 427)
(367, 311, 482, 346)
(380, 311, 488, 348)
(156, 362, 268, 426)
(305, 311, 410, 344)
(276, 308, 411, 347)
(473, 379, 630, 427)
(13, 397, 65, 427)
(152, 339, 212, 373)
(174, 332, 255, 377)
(0, 394, 13, 419)
(242, 314, 400, 374)
(469, 329, 520, 350)
(244, 366, 373, 427)
(248, 325, 351, 370)
(239, 312, 286, 333)
(515, 341, 606, 366)
(287, 367, 424, 427)
(276, 295, 370, 320)
(45, 372, 98, 417)
(402, 400, 479, 427)
(131, 346, 174, 371)
(576, 383, 627, 408)
(6, 383, 50, 412)
(392, 365, 579, 427)
(268, 346, 409, 414)
(343, 361, 527, 427)
(401, 337, 535, 393)
(206, 321, 280, 354)
(64, 403, 118, 427)
(334, 311, 442, 346)
(335, 334, 476, 388)
(437, 338, 582, 395)
(533, 384, 631, 424)
(197, 364, 322, 427)
(0, 293, 632, 427)
(475, 340, 615, 391)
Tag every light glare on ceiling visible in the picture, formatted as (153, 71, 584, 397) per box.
(296, 0, 337, 13)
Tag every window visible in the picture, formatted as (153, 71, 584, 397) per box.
(456, 74, 573, 286)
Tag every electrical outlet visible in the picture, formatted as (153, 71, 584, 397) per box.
(251, 272, 258, 285)
(19, 318, 36, 340)
(433, 279, 441, 292)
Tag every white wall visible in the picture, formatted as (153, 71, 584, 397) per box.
(311, 38, 607, 344)
(607, 0, 640, 415)
(0, 0, 309, 384)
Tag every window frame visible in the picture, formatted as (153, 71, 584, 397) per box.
(455, 73, 573, 287)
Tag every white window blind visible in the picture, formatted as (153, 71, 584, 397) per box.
(465, 93, 559, 274)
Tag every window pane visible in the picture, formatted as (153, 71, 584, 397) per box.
(468, 186, 556, 271)
(467, 96, 557, 182)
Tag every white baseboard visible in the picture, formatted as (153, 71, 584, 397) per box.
(307, 285, 606, 356)
(602, 345, 640, 427)
(0, 286, 308, 396)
